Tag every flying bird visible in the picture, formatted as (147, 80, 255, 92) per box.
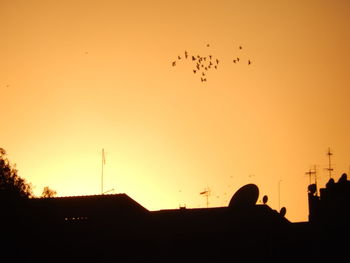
(233, 59, 236, 63)
(193, 70, 196, 74)
(172, 61, 176, 66)
(239, 46, 242, 49)
(206, 44, 210, 47)
(248, 60, 251, 65)
(192, 56, 196, 61)
(185, 51, 188, 58)
(237, 57, 240, 62)
(216, 59, 219, 64)
(178, 55, 181, 60)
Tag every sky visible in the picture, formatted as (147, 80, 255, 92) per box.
(1, 0, 350, 222)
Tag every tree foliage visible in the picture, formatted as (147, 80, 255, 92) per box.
(41, 186, 57, 198)
(0, 147, 32, 201)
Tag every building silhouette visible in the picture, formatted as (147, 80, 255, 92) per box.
(2, 175, 350, 262)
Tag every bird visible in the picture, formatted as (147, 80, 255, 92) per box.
(209, 55, 212, 60)
(216, 59, 219, 64)
(192, 56, 196, 61)
(248, 60, 251, 65)
(193, 70, 196, 74)
(202, 72, 205, 76)
(185, 51, 188, 58)
(237, 57, 240, 62)
(196, 64, 200, 70)
(172, 61, 176, 66)
(233, 59, 236, 63)
(214, 65, 217, 69)
(206, 44, 210, 47)
(178, 55, 181, 60)
(239, 46, 242, 49)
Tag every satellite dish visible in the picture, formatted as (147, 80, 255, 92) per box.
(280, 207, 287, 217)
(262, 195, 268, 204)
(229, 184, 259, 208)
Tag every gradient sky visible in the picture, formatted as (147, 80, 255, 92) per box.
(1, 0, 350, 222)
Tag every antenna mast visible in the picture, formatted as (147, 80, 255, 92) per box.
(200, 187, 211, 208)
(305, 167, 316, 185)
(101, 148, 106, 194)
(326, 147, 334, 179)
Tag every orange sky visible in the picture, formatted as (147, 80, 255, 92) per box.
(1, 0, 350, 222)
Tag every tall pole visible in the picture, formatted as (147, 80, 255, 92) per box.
(278, 180, 282, 210)
(326, 147, 334, 179)
(101, 148, 105, 195)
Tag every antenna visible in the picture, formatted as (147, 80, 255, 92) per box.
(103, 188, 114, 194)
(101, 148, 106, 195)
(326, 147, 334, 179)
(200, 187, 211, 208)
(278, 180, 282, 210)
(305, 168, 316, 185)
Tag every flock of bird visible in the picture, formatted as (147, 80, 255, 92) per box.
(171, 44, 252, 83)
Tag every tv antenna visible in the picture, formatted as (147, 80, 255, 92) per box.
(305, 167, 316, 185)
(200, 187, 211, 208)
(325, 147, 334, 179)
(103, 188, 115, 194)
(101, 148, 106, 194)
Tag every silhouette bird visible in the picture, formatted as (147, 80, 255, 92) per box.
(209, 55, 212, 60)
(214, 65, 217, 69)
(185, 51, 188, 59)
(202, 72, 205, 76)
(196, 64, 200, 70)
(233, 59, 236, 63)
(192, 56, 196, 61)
(178, 55, 181, 60)
(239, 46, 242, 49)
(193, 70, 196, 74)
(248, 60, 251, 65)
(206, 44, 210, 47)
(237, 57, 240, 62)
(172, 61, 176, 66)
(216, 59, 219, 64)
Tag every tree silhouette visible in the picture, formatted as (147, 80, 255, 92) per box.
(41, 186, 57, 198)
(0, 147, 32, 201)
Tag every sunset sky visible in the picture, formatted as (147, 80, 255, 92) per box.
(1, 0, 350, 222)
